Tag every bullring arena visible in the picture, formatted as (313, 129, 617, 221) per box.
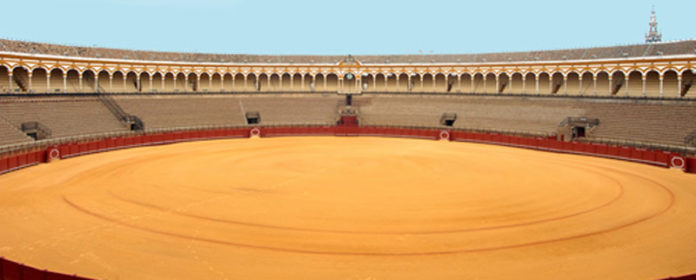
(1, 39, 696, 279)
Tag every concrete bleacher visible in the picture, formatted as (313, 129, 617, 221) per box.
(0, 116, 32, 146)
(357, 94, 696, 146)
(112, 94, 342, 129)
(0, 97, 127, 138)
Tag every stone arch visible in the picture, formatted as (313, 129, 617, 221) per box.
(537, 72, 550, 95)
(150, 72, 163, 92)
(662, 70, 679, 98)
(510, 72, 523, 94)
(523, 73, 535, 94)
(497, 73, 510, 94)
(386, 73, 397, 92)
(223, 73, 234, 91)
(434, 73, 446, 92)
(314, 74, 324, 91)
(484, 73, 496, 94)
(681, 70, 694, 97)
(211, 73, 222, 92)
(459, 73, 472, 93)
(31, 68, 49, 93)
(595, 71, 610, 96)
(199, 73, 211, 92)
(81, 69, 96, 92)
(344, 73, 358, 91)
(550, 72, 564, 94)
(11, 66, 30, 93)
(139, 72, 151, 92)
(111, 71, 124, 92)
(580, 72, 594, 95)
(232, 73, 245, 91)
(49, 68, 64, 93)
(644, 70, 660, 97)
(375, 73, 386, 91)
(0, 65, 8, 92)
(626, 70, 642, 97)
(472, 73, 484, 93)
(281, 73, 292, 90)
(163, 72, 175, 92)
(326, 73, 339, 91)
(257, 73, 268, 92)
(398, 73, 409, 91)
(269, 73, 280, 91)
(65, 69, 81, 93)
(422, 73, 434, 92)
(303, 73, 312, 91)
(174, 73, 186, 92)
(97, 70, 110, 92)
(566, 72, 580, 95)
(186, 73, 198, 92)
(610, 71, 626, 96)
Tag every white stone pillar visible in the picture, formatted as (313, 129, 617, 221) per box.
(46, 74, 51, 93)
(78, 73, 83, 93)
(678, 76, 683, 98)
(109, 73, 114, 92)
(63, 73, 67, 93)
(456, 75, 461, 93)
(659, 74, 664, 97)
(27, 73, 33, 93)
(301, 75, 305, 91)
(593, 75, 597, 96)
(535, 75, 540, 95)
(625, 76, 629, 96)
(608, 77, 613, 96)
(563, 75, 568, 95)
(522, 75, 526, 94)
(578, 76, 583, 95)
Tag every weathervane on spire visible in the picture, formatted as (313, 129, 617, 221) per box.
(645, 6, 662, 43)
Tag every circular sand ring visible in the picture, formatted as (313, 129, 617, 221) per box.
(439, 130, 450, 141)
(249, 128, 261, 137)
(671, 155, 686, 170)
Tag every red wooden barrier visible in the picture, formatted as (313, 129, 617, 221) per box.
(0, 156, 8, 172)
(686, 157, 696, 173)
(88, 141, 98, 152)
(2, 258, 22, 279)
(17, 153, 28, 167)
(619, 147, 632, 158)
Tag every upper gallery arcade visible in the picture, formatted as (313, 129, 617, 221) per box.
(0, 39, 695, 98)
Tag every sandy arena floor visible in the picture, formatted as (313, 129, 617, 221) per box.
(1, 137, 695, 280)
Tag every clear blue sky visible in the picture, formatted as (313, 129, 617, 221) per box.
(2, 0, 694, 55)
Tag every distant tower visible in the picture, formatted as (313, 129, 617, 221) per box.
(645, 7, 662, 43)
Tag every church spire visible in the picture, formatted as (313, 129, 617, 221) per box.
(645, 7, 662, 43)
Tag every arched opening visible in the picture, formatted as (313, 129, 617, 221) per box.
(82, 70, 96, 92)
(164, 73, 175, 92)
(246, 74, 257, 92)
(484, 73, 496, 94)
(303, 74, 312, 91)
(111, 71, 124, 92)
(32, 68, 49, 93)
(257, 74, 269, 92)
(410, 74, 421, 92)
(510, 73, 523, 94)
(139, 72, 151, 92)
(361, 74, 373, 91)
(66, 69, 80, 93)
(644, 71, 660, 97)
(211, 73, 222, 92)
(610, 71, 625, 96)
(97, 71, 110, 92)
(447, 74, 458, 93)
(281, 73, 292, 91)
(49, 68, 64, 93)
(580, 72, 594, 95)
(497, 73, 510, 94)
(199, 73, 211, 92)
(187, 73, 198, 92)
(523, 73, 535, 94)
(473, 73, 484, 93)
(343, 73, 357, 91)
(627, 71, 642, 97)
(326, 74, 338, 91)
(375, 73, 386, 91)
(291, 73, 302, 91)
(125, 72, 138, 92)
(223, 73, 234, 91)
(596, 72, 610, 96)
(151, 73, 163, 92)
(434, 73, 446, 92)
(269, 74, 280, 91)
(460, 74, 472, 93)
(397, 73, 409, 92)
(12, 67, 30, 93)
(314, 74, 324, 92)
(175, 73, 186, 92)
(566, 72, 580, 95)
(422, 73, 434, 92)
(233, 74, 245, 91)
(663, 70, 679, 98)
(682, 70, 694, 97)
(550, 72, 564, 94)
(386, 73, 397, 92)
(538, 72, 550, 94)
(0, 66, 9, 92)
